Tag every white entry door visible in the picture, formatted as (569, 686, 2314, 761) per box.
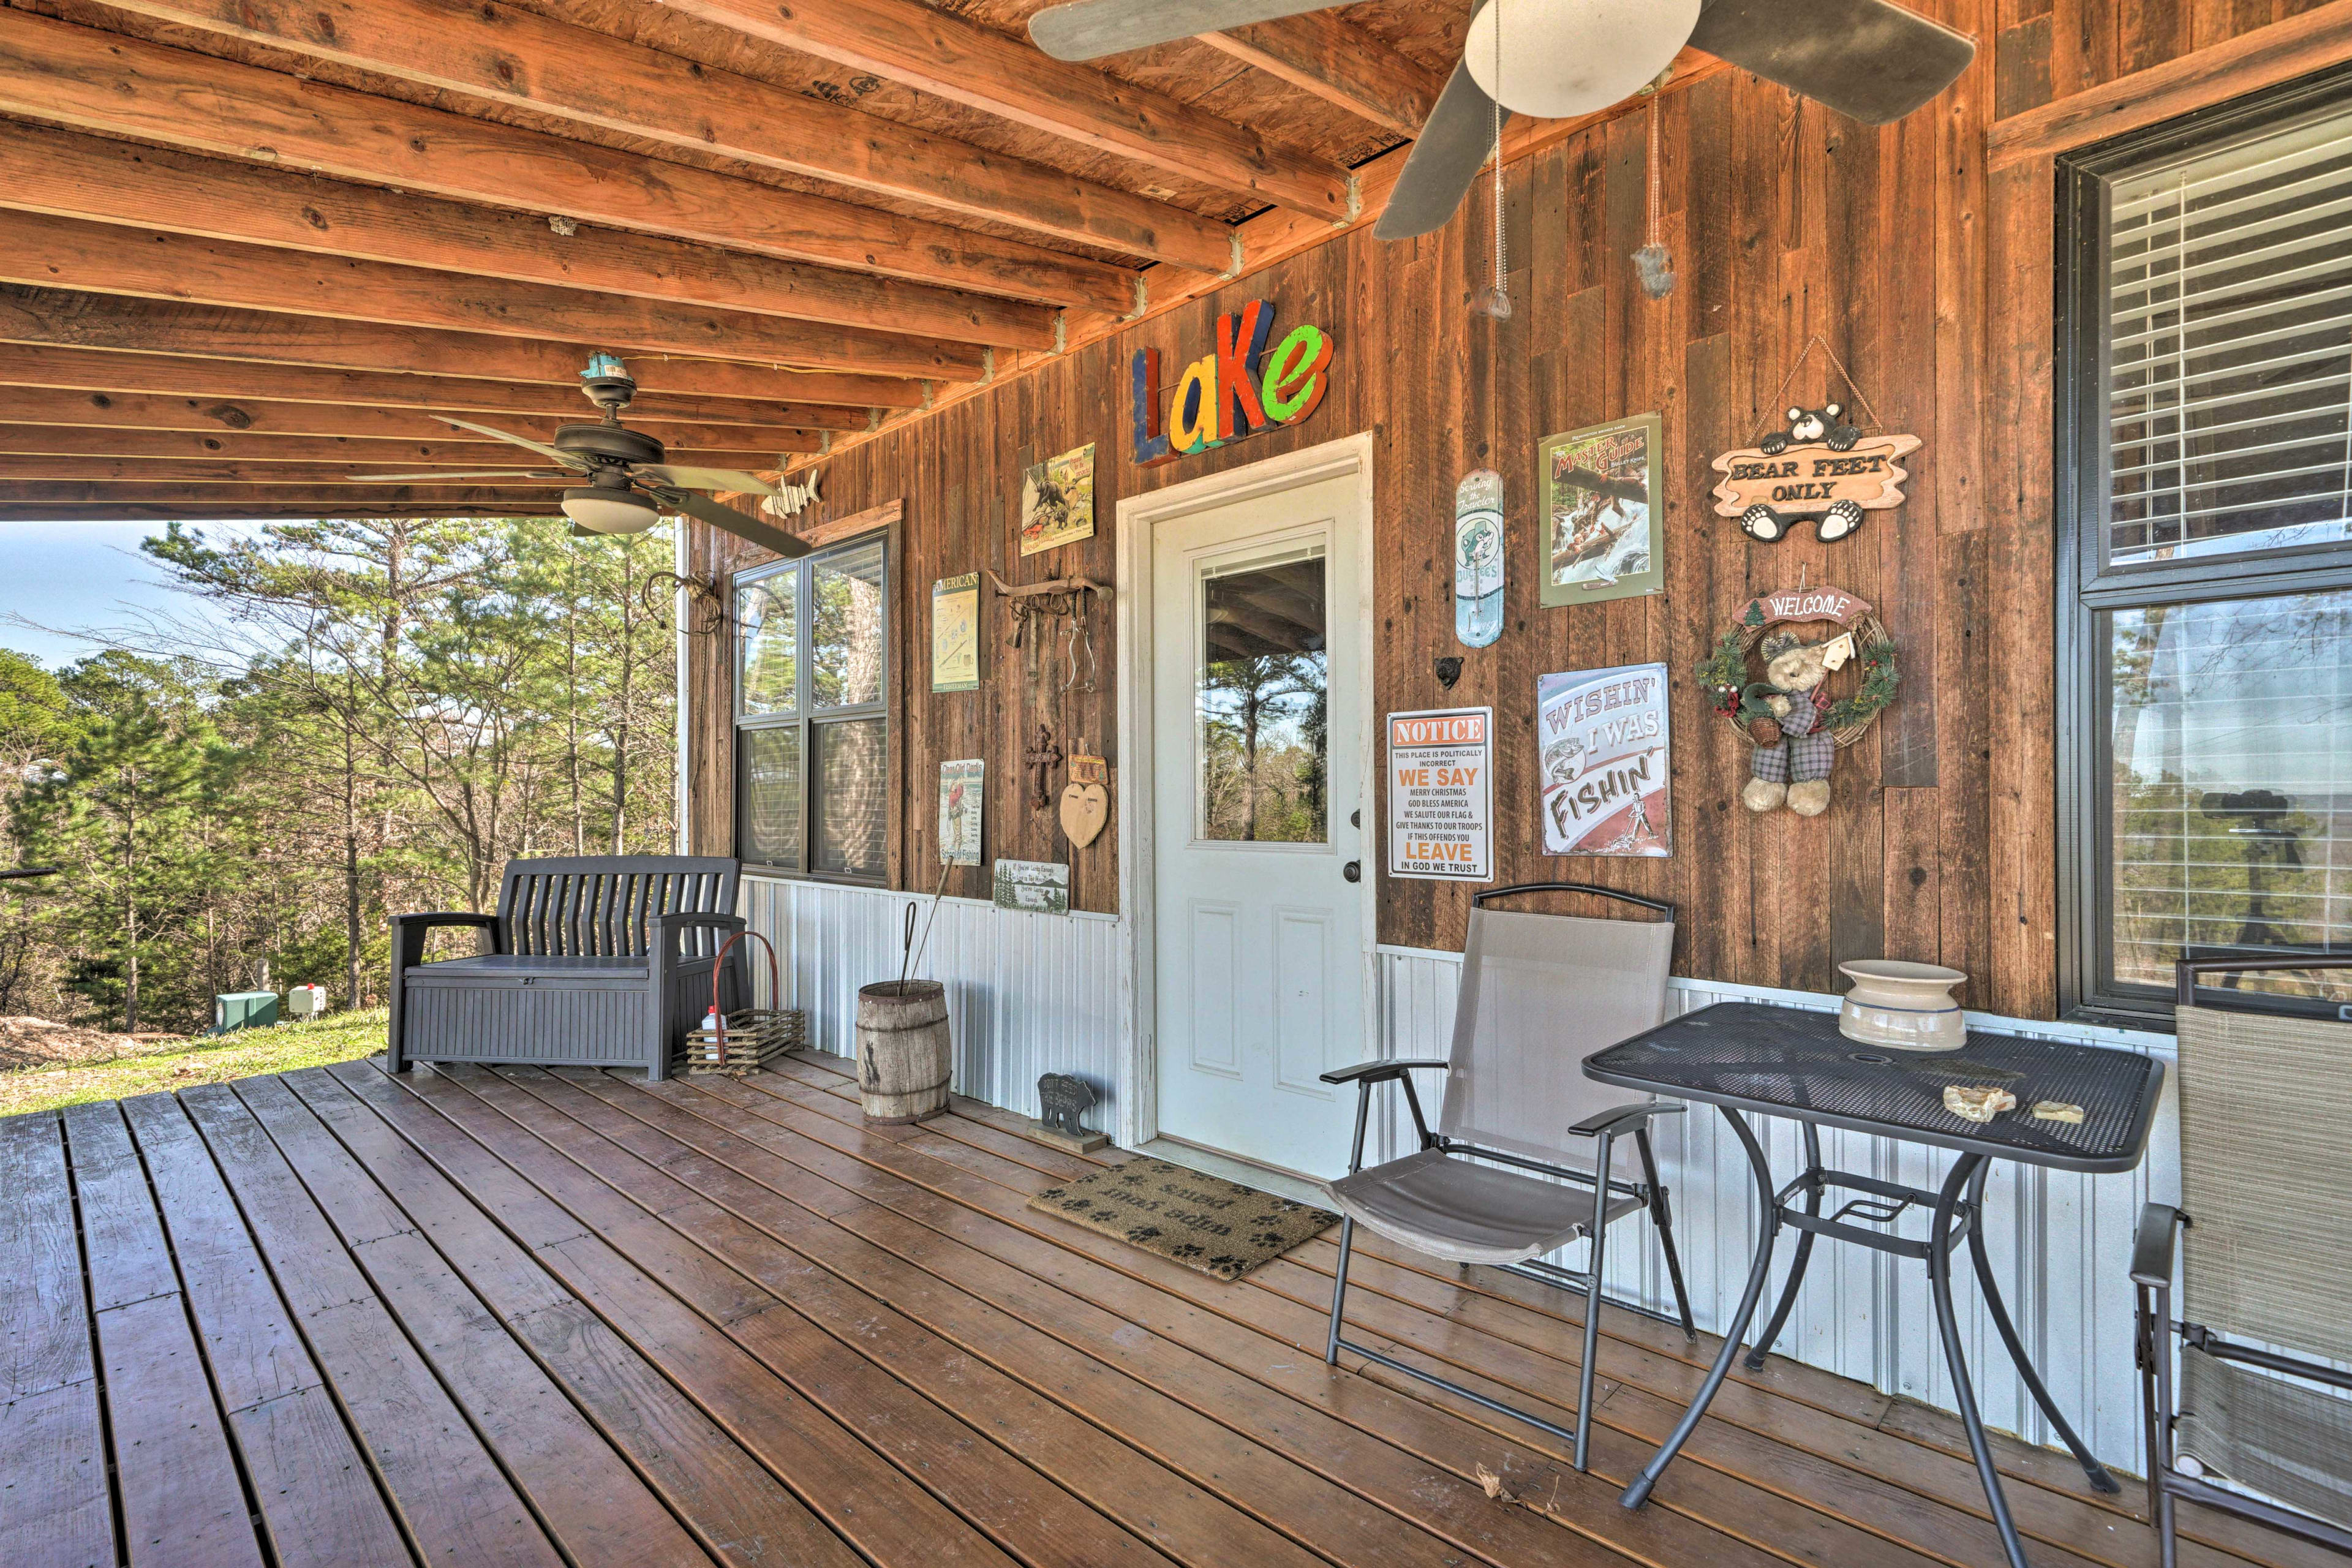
(1152, 469, 1368, 1179)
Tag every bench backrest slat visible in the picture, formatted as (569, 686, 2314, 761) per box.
(496, 856, 741, 958)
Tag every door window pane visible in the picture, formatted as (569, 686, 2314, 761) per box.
(812, 718, 888, 879)
(739, 726, 803, 870)
(1196, 547, 1329, 843)
(737, 571, 797, 716)
(812, 541, 886, 709)
(2109, 589, 2352, 999)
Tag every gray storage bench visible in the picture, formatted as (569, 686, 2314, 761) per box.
(387, 855, 747, 1080)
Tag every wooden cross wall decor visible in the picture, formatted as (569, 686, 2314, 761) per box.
(1023, 724, 1064, 812)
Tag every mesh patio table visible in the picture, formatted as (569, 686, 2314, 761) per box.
(1585, 1001, 2168, 1568)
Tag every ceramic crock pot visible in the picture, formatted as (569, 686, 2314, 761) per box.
(1838, 960, 1967, 1051)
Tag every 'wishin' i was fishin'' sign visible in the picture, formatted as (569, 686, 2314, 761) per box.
(1537, 663, 1672, 858)
(1131, 300, 1332, 467)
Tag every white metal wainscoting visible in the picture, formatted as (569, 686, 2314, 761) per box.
(741, 876, 1127, 1133)
(1376, 944, 2180, 1476)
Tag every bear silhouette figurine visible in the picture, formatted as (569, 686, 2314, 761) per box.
(1037, 1072, 1098, 1139)
(1742, 403, 1869, 545)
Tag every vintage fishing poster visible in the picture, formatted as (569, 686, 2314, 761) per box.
(1453, 470, 1503, 647)
(1538, 413, 1664, 606)
(938, 758, 984, 865)
(1019, 442, 1096, 556)
(930, 572, 981, 692)
(1387, 707, 1492, 881)
(1536, 664, 1672, 857)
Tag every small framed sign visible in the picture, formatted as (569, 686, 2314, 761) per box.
(1387, 707, 1492, 881)
(1538, 414, 1664, 606)
(992, 859, 1070, 914)
(939, 759, 984, 865)
(931, 572, 981, 692)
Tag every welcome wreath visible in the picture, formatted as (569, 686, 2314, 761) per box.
(1692, 585, 1899, 747)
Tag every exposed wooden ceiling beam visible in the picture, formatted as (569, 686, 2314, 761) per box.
(0, 426, 812, 464)
(0, 287, 965, 399)
(3, 385, 826, 453)
(0, 121, 1054, 352)
(0, 7, 1141, 314)
(0, 342, 922, 416)
(658, 0, 1354, 221)
(0, 210, 979, 381)
(0, 459, 580, 484)
(0, 502, 557, 519)
(0, 481, 568, 508)
(97, 0, 1237, 274)
(1198, 15, 1444, 138)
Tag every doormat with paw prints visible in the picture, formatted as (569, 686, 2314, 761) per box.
(1026, 1156, 1338, 1282)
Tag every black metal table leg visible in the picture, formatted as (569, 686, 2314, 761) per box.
(1929, 1153, 2033, 1568)
(1745, 1122, 1823, 1370)
(1961, 1164, 2122, 1494)
(1620, 1104, 1779, 1510)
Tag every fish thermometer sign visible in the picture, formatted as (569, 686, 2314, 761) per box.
(1387, 707, 1493, 882)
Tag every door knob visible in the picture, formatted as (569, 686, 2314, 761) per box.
(1343, 861, 1362, 883)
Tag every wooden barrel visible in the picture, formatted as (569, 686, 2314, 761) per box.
(855, 979, 951, 1123)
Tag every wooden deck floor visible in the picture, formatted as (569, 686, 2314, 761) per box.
(1, 1050, 2321, 1568)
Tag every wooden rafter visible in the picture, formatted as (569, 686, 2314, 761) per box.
(1199, 15, 1444, 138)
(97, 0, 1238, 274)
(0, 427, 817, 463)
(0, 211, 986, 382)
(658, 0, 1355, 221)
(0, 481, 568, 507)
(0, 7, 1143, 315)
(1, 386, 827, 453)
(0, 343, 923, 415)
(0, 287, 963, 401)
(0, 121, 1055, 353)
(0, 459, 586, 484)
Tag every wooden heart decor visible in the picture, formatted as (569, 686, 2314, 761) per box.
(1060, 749, 1109, 849)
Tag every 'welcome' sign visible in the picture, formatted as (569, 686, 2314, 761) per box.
(1131, 300, 1333, 467)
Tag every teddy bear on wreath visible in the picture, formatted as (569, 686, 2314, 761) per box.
(1694, 594, 1901, 820)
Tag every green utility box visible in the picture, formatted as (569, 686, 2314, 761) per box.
(213, 990, 279, 1035)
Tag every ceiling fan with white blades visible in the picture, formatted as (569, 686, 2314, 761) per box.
(351, 353, 813, 557)
(1028, 0, 1975, 240)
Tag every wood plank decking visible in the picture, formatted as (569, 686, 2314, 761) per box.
(0, 1050, 2318, 1568)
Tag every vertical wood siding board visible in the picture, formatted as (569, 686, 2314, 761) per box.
(1997, 15, 2060, 117)
(1880, 96, 1943, 792)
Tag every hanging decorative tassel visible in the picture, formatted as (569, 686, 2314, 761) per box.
(1632, 85, 1676, 300)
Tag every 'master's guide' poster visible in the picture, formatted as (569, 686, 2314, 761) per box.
(1387, 707, 1491, 881)
(1536, 665, 1672, 857)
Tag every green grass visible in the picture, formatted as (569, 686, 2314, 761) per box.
(0, 1008, 391, 1118)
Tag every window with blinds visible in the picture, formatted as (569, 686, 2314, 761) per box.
(2106, 102, 2352, 565)
(2063, 72, 2352, 1021)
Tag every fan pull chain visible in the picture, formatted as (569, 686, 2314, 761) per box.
(1471, 0, 1512, 319)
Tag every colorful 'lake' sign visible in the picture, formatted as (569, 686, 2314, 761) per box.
(1131, 300, 1333, 467)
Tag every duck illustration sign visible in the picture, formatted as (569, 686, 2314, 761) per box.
(1537, 664, 1672, 858)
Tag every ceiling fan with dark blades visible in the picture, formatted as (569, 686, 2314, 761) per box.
(1028, 0, 1975, 241)
(351, 352, 814, 557)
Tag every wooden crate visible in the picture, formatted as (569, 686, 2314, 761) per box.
(680, 1008, 805, 1076)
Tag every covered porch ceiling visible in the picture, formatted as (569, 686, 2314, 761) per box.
(0, 0, 1709, 523)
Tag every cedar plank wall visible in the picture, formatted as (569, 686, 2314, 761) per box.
(689, 0, 2330, 1020)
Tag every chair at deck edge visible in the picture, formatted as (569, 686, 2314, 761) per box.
(1317, 883, 1695, 1471)
(2133, 956, 2352, 1567)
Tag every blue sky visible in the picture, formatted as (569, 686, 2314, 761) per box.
(0, 519, 243, 668)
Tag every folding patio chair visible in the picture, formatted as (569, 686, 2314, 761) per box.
(2133, 956, 2352, 1566)
(1319, 883, 1695, 1470)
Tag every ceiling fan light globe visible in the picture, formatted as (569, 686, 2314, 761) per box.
(1463, 0, 1700, 119)
(560, 488, 662, 535)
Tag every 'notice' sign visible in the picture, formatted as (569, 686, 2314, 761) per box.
(1387, 707, 1492, 882)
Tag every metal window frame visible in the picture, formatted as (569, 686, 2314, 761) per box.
(2056, 63, 2352, 1028)
(732, 526, 895, 886)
